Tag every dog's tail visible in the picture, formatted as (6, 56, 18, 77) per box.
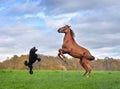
(24, 61, 29, 66)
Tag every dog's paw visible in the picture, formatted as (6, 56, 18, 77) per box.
(29, 70, 33, 74)
(38, 58, 41, 62)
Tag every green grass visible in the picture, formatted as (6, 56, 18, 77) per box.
(0, 70, 120, 89)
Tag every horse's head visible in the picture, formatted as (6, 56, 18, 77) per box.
(58, 25, 71, 33)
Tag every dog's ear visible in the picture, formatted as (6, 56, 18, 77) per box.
(35, 48, 38, 51)
(33, 46, 36, 49)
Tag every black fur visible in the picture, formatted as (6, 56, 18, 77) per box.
(24, 47, 41, 74)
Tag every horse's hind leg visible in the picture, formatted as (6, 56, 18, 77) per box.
(86, 63, 92, 77)
(80, 58, 91, 77)
(83, 70, 87, 76)
(83, 61, 92, 77)
(79, 59, 88, 76)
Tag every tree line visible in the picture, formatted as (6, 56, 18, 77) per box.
(0, 54, 120, 70)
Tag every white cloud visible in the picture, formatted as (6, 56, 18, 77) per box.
(41, 0, 120, 15)
(45, 17, 69, 30)
(0, 22, 62, 61)
(0, 37, 13, 45)
(22, 12, 46, 19)
(0, 6, 5, 11)
(93, 46, 120, 58)
(37, 12, 46, 18)
(13, 0, 40, 13)
(44, 13, 78, 30)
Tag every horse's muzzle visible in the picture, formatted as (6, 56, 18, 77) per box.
(57, 29, 61, 33)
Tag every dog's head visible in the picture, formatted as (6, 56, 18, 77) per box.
(30, 47, 37, 54)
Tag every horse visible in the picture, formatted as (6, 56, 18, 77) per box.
(58, 25, 95, 77)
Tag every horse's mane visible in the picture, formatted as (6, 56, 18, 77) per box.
(70, 29, 75, 38)
(70, 29, 75, 42)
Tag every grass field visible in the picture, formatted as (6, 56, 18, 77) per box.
(0, 70, 120, 89)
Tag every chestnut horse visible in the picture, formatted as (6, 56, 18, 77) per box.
(58, 25, 95, 77)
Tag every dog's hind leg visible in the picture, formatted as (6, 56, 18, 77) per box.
(29, 65, 33, 74)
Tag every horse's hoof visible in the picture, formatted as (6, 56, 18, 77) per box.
(64, 60, 68, 65)
(86, 76, 89, 78)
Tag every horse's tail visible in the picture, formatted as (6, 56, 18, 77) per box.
(24, 61, 29, 66)
(84, 55, 95, 61)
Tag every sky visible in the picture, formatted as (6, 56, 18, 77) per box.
(0, 0, 120, 62)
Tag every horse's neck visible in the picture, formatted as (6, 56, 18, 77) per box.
(64, 32, 75, 43)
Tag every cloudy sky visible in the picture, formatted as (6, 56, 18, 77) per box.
(0, 0, 120, 61)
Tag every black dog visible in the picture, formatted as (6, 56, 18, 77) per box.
(24, 47, 41, 74)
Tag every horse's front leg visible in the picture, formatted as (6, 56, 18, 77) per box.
(58, 48, 69, 62)
(58, 49, 66, 61)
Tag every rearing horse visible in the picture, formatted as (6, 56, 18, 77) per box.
(58, 25, 95, 77)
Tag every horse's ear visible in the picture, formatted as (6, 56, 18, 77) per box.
(66, 25, 71, 28)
